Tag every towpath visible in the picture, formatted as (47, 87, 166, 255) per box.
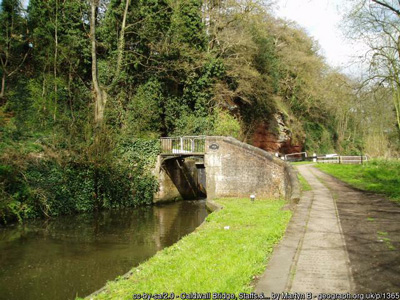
(256, 164, 400, 294)
(255, 164, 353, 294)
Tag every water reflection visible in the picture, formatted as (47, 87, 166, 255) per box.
(0, 200, 208, 300)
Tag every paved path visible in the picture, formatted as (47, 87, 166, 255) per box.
(255, 164, 353, 294)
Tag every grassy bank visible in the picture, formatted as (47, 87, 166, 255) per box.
(84, 198, 291, 299)
(316, 160, 400, 203)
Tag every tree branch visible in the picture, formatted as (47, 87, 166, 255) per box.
(372, 0, 400, 16)
(7, 50, 30, 77)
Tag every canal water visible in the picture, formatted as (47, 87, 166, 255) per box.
(0, 200, 208, 300)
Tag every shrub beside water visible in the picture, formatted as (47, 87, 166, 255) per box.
(0, 139, 160, 224)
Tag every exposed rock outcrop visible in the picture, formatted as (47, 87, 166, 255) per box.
(252, 113, 303, 154)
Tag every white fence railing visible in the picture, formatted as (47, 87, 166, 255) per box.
(317, 156, 339, 163)
(317, 155, 368, 164)
(282, 153, 369, 164)
(161, 136, 206, 154)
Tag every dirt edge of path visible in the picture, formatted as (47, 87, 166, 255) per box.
(312, 167, 400, 292)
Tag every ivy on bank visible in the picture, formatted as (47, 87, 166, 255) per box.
(0, 139, 160, 224)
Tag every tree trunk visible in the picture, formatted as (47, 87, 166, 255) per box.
(394, 87, 400, 131)
(0, 72, 5, 100)
(115, 0, 131, 81)
(54, 0, 58, 122)
(90, 0, 106, 126)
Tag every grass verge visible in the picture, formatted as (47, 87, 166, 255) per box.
(297, 173, 311, 192)
(83, 198, 291, 299)
(315, 160, 400, 203)
(290, 161, 314, 166)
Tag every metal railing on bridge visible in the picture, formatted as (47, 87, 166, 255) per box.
(160, 136, 206, 155)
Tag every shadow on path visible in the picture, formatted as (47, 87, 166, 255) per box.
(313, 167, 400, 292)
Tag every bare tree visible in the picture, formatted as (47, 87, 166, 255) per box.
(345, 0, 400, 130)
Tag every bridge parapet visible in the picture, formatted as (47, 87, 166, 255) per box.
(156, 136, 298, 204)
(160, 136, 206, 155)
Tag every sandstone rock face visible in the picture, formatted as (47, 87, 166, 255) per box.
(252, 113, 302, 154)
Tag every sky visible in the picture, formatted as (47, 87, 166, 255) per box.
(0, 0, 29, 8)
(275, 0, 368, 76)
